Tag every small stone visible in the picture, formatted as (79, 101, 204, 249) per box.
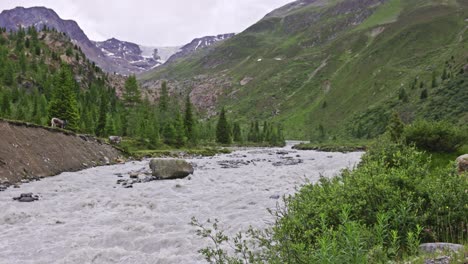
(129, 172, 139, 179)
(269, 194, 280, 199)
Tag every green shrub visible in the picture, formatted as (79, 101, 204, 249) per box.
(193, 137, 468, 263)
(404, 120, 466, 153)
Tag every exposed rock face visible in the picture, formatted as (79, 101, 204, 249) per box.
(140, 73, 233, 117)
(456, 154, 468, 174)
(149, 159, 194, 180)
(165, 33, 235, 63)
(0, 120, 122, 184)
(94, 38, 161, 74)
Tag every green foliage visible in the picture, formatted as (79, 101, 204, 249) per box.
(48, 64, 80, 131)
(123, 75, 141, 107)
(95, 93, 107, 137)
(159, 81, 169, 113)
(398, 87, 408, 102)
(232, 122, 243, 143)
(216, 108, 231, 144)
(403, 120, 466, 153)
(184, 95, 196, 144)
(193, 138, 468, 263)
(387, 112, 404, 142)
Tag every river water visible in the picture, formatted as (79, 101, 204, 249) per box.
(0, 143, 363, 264)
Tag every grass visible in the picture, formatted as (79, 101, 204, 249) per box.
(116, 138, 232, 159)
(139, 1, 468, 140)
(293, 139, 370, 152)
(427, 145, 468, 169)
(356, 0, 403, 30)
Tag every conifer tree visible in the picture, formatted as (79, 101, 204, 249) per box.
(431, 71, 438, 88)
(216, 108, 231, 144)
(420, 89, 428, 100)
(48, 65, 80, 131)
(387, 112, 404, 142)
(95, 93, 108, 137)
(184, 95, 195, 143)
(123, 75, 141, 107)
(398, 87, 408, 102)
(159, 81, 169, 113)
(233, 122, 243, 143)
(163, 122, 177, 146)
(174, 111, 187, 148)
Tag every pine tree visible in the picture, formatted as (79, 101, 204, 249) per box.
(184, 95, 196, 143)
(441, 68, 448, 81)
(174, 111, 187, 148)
(163, 122, 177, 146)
(95, 93, 108, 136)
(431, 71, 438, 88)
(48, 65, 80, 131)
(216, 108, 231, 144)
(233, 122, 243, 142)
(387, 112, 404, 142)
(420, 89, 428, 100)
(159, 81, 169, 112)
(398, 87, 408, 102)
(123, 75, 141, 107)
(318, 124, 326, 141)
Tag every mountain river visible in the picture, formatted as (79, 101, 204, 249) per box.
(0, 142, 363, 263)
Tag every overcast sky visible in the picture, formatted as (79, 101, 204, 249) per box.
(0, 0, 292, 46)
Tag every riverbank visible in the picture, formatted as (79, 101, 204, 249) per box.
(0, 119, 122, 185)
(0, 143, 363, 263)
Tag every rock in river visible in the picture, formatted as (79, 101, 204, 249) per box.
(149, 159, 194, 180)
(13, 193, 39, 202)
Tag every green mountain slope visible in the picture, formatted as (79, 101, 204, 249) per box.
(141, 0, 468, 139)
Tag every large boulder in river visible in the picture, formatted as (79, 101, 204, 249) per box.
(456, 154, 468, 174)
(149, 159, 194, 180)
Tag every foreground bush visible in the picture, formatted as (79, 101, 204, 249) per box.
(193, 137, 468, 263)
(403, 120, 466, 153)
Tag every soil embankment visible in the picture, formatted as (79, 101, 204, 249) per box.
(0, 119, 122, 184)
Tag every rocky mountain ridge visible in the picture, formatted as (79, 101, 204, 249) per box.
(0, 6, 232, 75)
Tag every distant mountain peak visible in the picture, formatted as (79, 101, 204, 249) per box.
(165, 33, 235, 64)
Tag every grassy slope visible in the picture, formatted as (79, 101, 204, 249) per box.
(141, 0, 468, 139)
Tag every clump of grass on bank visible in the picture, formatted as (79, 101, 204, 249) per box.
(115, 137, 231, 159)
(293, 139, 370, 152)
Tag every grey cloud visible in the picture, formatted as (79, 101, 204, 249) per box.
(0, 0, 292, 46)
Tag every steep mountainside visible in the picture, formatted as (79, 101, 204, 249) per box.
(165, 33, 235, 63)
(0, 7, 235, 75)
(0, 7, 115, 72)
(0, 7, 160, 75)
(141, 0, 468, 139)
(94, 38, 160, 73)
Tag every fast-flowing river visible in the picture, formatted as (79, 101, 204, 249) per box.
(0, 143, 363, 264)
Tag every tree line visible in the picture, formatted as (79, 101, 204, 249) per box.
(0, 26, 285, 148)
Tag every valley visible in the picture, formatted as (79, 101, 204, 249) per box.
(0, 0, 466, 263)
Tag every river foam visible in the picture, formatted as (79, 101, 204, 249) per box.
(0, 143, 363, 263)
